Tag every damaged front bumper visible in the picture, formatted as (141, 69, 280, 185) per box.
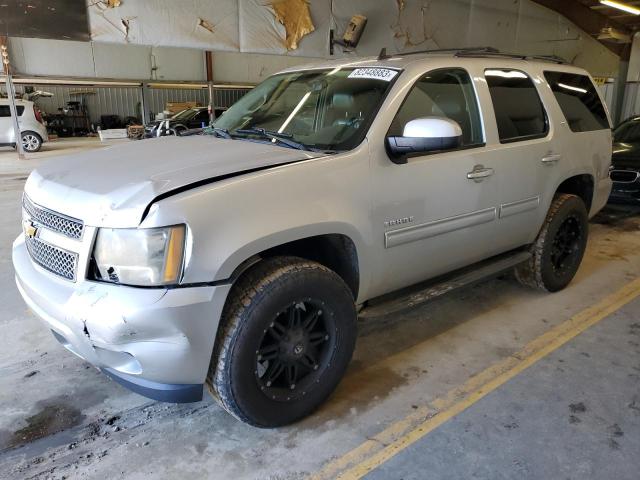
(12, 235, 231, 403)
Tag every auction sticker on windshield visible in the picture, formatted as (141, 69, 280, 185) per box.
(348, 68, 399, 81)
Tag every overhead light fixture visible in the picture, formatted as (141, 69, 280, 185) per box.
(599, 0, 640, 15)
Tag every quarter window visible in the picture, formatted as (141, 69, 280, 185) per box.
(543, 71, 610, 132)
(485, 69, 548, 143)
(388, 68, 483, 148)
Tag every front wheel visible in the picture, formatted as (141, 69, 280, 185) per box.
(515, 193, 588, 292)
(207, 256, 357, 427)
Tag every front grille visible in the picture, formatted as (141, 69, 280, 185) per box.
(610, 170, 639, 183)
(22, 195, 84, 239)
(25, 235, 78, 281)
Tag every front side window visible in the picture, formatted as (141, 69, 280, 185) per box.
(485, 69, 548, 143)
(544, 71, 610, 132)
(214, 68, 397, 151)
(388, 68, 483, 147)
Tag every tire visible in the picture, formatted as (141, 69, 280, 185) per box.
(21, 132, 42, 152)
(515, 194, 589, 292)
(207, 256, 357, 427)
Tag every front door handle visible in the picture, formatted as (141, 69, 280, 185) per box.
(467, 165, 494, 182)
(541, 154, 562, 165)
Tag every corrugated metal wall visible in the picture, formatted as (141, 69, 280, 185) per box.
(146, 88, 208, 119)
(622, 83, 640, 120)
(8, 84, 141, 124)
(3, 84, 251, 125)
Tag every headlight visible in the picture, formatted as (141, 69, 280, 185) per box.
(92, 225, 186, 286)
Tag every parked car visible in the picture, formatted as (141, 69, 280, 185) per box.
(13, 49, 612, 427)
(609, 115, 640, 204)
(0, 99, 48, 152)
(144, 107, 210, 137)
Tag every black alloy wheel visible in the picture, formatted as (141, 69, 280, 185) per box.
(256, 299, 335, 401)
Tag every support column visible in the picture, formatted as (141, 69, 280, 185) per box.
(1, 40, 25, 159)
(612, 43, 632, 126)
(205, 51, 214, 124)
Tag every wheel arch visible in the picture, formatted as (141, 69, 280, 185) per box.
(554, 173, 594, 212)
(219, 226, 363, 301)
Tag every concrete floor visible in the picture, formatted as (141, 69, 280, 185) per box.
(0, 138, 639, 480)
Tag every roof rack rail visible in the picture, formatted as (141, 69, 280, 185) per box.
(455, 50, 568, 64)
(385, 47, 568, 64)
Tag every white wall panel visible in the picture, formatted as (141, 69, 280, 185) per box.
(89, 0, 239, 51)
(6, 0, 623, 83)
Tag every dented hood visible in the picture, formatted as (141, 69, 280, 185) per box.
(25, 135, 323, 227)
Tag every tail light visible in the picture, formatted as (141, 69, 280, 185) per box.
(33, 106, 44, 124)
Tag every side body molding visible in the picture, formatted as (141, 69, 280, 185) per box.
(385, 207, 497, 249)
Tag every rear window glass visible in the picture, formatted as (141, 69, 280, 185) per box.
(485, 69, 548, 143)
(0, 105, 25, 117)
(544, 72, 610, 132)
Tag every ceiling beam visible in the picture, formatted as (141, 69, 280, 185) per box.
(531, 0, 632, 57)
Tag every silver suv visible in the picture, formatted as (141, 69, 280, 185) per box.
(0, 99, 48, 152)
(13, 50, 612, 427)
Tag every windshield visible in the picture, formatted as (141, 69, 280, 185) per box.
(172, 108, 201, 121)
(614, 119, 640, 143)
(213, 67, 398, 151)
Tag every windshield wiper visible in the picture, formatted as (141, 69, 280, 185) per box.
(203, 126, 232, 139)
(235, 128, 310, 151)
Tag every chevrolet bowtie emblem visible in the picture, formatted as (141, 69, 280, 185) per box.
(23, 220, 38, 238)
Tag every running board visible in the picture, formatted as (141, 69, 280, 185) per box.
(359, 250, 531, 319)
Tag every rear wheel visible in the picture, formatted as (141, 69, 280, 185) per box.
(21, 132, 42, 152)
(515, 193, 588, 292)
(207, 256, 357, 427)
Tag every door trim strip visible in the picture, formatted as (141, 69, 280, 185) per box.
(499, 196, 540, 219)
(385, 207, 497, 249)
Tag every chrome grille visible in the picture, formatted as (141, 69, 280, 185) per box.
(610, 170, 639, 183)
(25, 235, 78, 281)
(22, 195, 84, 239)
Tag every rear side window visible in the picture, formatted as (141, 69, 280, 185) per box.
(0, 105, 25, 117)
(485, 69, 548, 143)
(543, 71, 610, 132)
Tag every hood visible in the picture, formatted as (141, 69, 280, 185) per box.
(612, 142, 640, 168)
(25, 135, 323, 227)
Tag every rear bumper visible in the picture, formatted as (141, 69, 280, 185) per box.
(13, 235, 231, 403)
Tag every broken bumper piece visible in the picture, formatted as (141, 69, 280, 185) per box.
(12, 235, 232, 403)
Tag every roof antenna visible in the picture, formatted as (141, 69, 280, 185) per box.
(378, 47, 390, 60)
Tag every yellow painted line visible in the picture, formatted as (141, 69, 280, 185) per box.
(310, 278, 640, 480)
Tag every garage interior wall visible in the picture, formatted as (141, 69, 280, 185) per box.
(9, 0, 621, 81)
(4, 0, 637, 119)
(622, 33, 640, 120)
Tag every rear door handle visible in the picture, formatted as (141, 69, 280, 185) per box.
(467, 165, 494, 182)
(541, 154, 562, 165)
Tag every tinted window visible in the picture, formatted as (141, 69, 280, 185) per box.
(194, 110, 209, 122)
(544, 71, 610, 132)
(485, 69, 548, 143)
(0, 105, 25, 117)
(389, 68, 483, 147)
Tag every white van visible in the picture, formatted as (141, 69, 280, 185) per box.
(0, 99, 49, 152)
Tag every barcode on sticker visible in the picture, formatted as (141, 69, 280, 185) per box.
(348, 68, 398, 81)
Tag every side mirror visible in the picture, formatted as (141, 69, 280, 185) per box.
(386, 117, 462, 164)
